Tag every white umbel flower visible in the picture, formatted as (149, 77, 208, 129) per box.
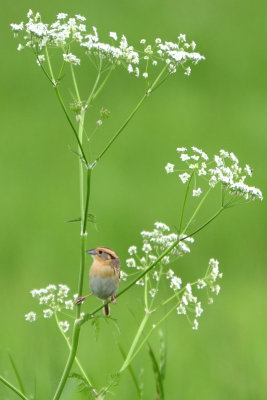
(63, 53, 80, 65)
(43, 309, 53, 318)
(59, 320, 70, 333)
(165, 163, 174, 174)
(192, 188, 202, 197)
(25, 312, 37, 322)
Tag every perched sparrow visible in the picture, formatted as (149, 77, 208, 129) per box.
(76, 247, 120, 315)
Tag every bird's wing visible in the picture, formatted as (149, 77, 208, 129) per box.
(110, 258, 120, 279)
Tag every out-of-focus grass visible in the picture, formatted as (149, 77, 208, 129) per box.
(1, 0, 266, 398)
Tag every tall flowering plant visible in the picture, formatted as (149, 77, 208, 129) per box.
(0, 9, 262, 400)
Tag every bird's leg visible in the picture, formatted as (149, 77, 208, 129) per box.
(75, 293, 93, 305)
(110, 294, 117, 304)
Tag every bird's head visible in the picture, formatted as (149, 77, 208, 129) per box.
(86, 247, 119, 264)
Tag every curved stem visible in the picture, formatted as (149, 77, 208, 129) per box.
(78, 112, 86, 227)
(53, 324, 81, 400)
(70, 65, 81, 102)
(55, 313, 93, 387)
(94, 66, 168, 165)
(86, 58, 102, 106)
(90, 66, 114, 103)
(182, 187, 212, 234)
(120, 313, 149, 372)
(53, 168, 92, 400)
(94, 93, 148, 164)
(0, 375, 29, 400)
(178, 172, 194, 233)
(120, 303, 177, 372)
(45, 48, 55, 84)
(54, 87, 89, 167)
(82, 205, 225, 321)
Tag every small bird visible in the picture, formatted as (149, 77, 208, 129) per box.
(76, 246, 120, 315)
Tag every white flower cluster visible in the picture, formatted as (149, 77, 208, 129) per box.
(154, 34, 205, 75)
(11, 10, 205, 77)
(176, 258, 222, 330)
(197, 258, 223, 296)
(126, 222, 194, 294)
(25, 283, 77, 333)
(165, 146, 263, 201)
(126, 222, 194, 268)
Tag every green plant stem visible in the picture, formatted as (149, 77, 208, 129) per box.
(44, 49, 88, 167)
(144, 271, 149, 311)
(178, 173, 194, 233)
(53, 169, 92, 400)
(53, 323, 81, 400)
(120, 304, 177, 372)
(54, 313, 93, 388)
(182, 187, 212, 234)
(0, 375, 29, 400)
(70, 65, 81, 102)
(86, 58, 102, 106)
(120, 313, 150, 372)
(8, 353, 25, 395)
(94, 66, 168, 165)
(118, 344, 141, 398)
(94, 93, 147, 164)
(78, 168, 91, 301)
(78, 111, 86, 223)
(45, 47, 56, 84)
(90, 66, 114, 103)
(57, 61, 66, 82)
(54, 87, 89, 167)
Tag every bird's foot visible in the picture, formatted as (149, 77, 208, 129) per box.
(110, 294, 117, 304)
(75, 293, 92, 305)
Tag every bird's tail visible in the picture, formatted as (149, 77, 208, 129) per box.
(103, 302, 110, 316)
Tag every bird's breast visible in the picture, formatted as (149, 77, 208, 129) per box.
(89, 262, 119, 300)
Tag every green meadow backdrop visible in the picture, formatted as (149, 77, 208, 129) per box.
(1, 0, 266, 399)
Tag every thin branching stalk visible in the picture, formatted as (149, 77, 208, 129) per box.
(182, 187, 212, 234)
(120, 313, 150, 372)
(90, 66, 115, 103)
(94, 93, 148, 164)
(45, 48, 56, 85)
(54, 313, 93, 388)
(54, 87, 89, 167)
(70, 65, 81, 102)
(81, 205, 225, 322)
(121, 304, 177, 371)
(94, 66, 167, 164)
(53, 170, 92, 399)
(0, 375, 29, 400)
(86, 58, 102, 106)
(118, 344, 142, 398)
(178, 172, 194, 233)
(8, 354, 26, 395)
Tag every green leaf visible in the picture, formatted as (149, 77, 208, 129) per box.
(67, 145, 84, 161)
(91, 317, 100, 341)
(118, 343, 141, 398)
(65, 214, 96, 224)
(68, 373, 95, 399)
(159, 330, 167, 380)
(147, 344, 165, 400)
(98, 373, 120, 398)
(8, 353, 26, 396)
(104, 316, 121, 336)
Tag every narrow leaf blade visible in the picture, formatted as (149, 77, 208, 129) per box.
(8, 353, 26, 395)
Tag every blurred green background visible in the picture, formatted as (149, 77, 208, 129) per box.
(1, 0, 267, 399)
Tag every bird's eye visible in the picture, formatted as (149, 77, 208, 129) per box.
(99, 250, 102, 254)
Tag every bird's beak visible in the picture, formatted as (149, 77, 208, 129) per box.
(86, 249, 97, 255)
